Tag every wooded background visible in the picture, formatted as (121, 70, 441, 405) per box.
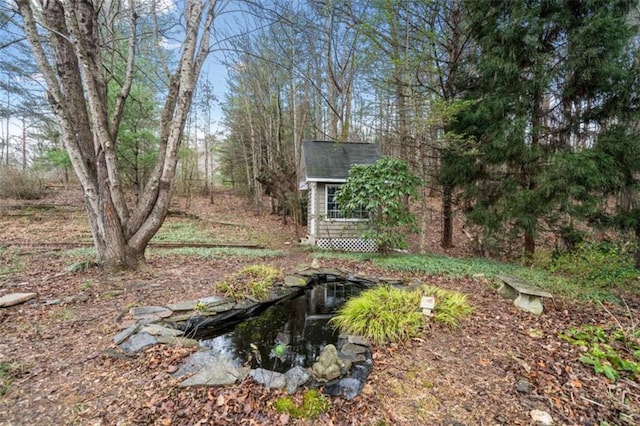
(2, 0, 640, 265)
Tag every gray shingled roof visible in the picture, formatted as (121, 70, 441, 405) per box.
(301, 140, 382, 181)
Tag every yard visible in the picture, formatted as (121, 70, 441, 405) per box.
(1, 188, 639, 425)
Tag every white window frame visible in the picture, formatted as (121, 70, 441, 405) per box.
(325, 184, 368, 221)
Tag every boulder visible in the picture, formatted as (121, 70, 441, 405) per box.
(250, 368, 286, 389)
(284, 366, 311, 394)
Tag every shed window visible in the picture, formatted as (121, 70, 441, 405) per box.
(326, 185, 368, 220)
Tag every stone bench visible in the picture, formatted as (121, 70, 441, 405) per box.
(496, 275, 552, 315)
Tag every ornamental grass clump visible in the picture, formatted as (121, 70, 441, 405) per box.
(330, 284, 473, 344)
(330, 286, 423, 344)
(419, 285, 474, 328)
(216, 264, 283, 301)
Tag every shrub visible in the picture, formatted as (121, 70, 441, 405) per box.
(0, 166, 43, 199)
(551, 241, 638, 290)
(335, 157, 421, 254)
(216, 264, 283, 301)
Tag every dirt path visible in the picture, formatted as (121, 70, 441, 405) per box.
(1, 188, 638, 425)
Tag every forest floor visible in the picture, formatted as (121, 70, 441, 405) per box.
(0, 187, 639, 425)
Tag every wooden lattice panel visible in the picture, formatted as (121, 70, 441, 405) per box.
(316, 238, 377, 253)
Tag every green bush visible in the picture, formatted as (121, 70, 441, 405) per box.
(551, 241, 639, 290)
(0, 166, 43, 199)
(330, 284, 473, 344)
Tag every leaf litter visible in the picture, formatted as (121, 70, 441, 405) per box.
(0, 188, 639, 425)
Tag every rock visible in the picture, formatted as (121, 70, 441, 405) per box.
(514, 294, 545, 315)
(517, 379, 531, 394)
(347, 335, 370, 347)
(341, 342, 368, 356)
(139, 323, 184, 337)
(0, 292, 37, 307)
(154, 335, 199, 347)
(179, 358, 249, 387)
(120, 332, 157, 353)
(130, 306, 173, 320)
(102, 349, 134, 361)
(206, 302, 236, 313)
(166, 300, 198, 311)
(323, 362, 372, 400)
(530, 409, 554, 425)
(250, 368, 286, 389)
(284, 275, 308, 287)
(173, 351, 221, 378)
(312, 344, 341, 382)
(62, 294, 89, 304)
(337, 377, 362, 400)
(113, 322, 139, 345)
(284, 366, 311, 394)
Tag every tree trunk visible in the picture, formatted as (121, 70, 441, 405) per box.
(524, 228, 536, 264)
(635, 222, 640, 270)
(17, 0, 217, 270)
(441, 186, 453, 249)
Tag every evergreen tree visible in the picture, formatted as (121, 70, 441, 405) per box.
(447, 0, 638, 260)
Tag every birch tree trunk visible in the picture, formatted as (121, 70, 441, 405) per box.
(15, 0, 217, 270)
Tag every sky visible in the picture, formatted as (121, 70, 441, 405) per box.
(0, 0, 245, 142)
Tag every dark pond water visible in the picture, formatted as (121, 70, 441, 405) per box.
(199, 281, 364, 373)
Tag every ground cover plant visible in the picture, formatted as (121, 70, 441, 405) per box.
(318, 249, 640, 302)
(560, 324, 640, 382)
(274, 389, 331, 420)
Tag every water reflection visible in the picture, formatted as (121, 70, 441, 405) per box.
(200, 281, 363, 373)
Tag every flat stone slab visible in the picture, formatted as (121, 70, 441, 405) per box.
(113, 323, 139, 345)
(130, 306, 173, 320)
(139, 323, 184, 337)
(497, 275, 552, 298)
(0, 292, 36, 307)
(155, 335, 199, 347)
(284, 366, 311, 394)
(120, 332, 157, 353)
(166, 300, 198, 312)
(284, 275, 309, 287)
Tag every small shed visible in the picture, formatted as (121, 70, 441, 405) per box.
(299, 140, 382, 252)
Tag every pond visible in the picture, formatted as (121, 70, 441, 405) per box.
(197, 281, 364, 373)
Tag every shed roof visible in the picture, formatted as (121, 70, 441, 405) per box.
(300, 140, 381, 182)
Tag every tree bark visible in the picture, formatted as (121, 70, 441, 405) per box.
(17, 0, 217, 270)
(442, 187, 454, 249)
